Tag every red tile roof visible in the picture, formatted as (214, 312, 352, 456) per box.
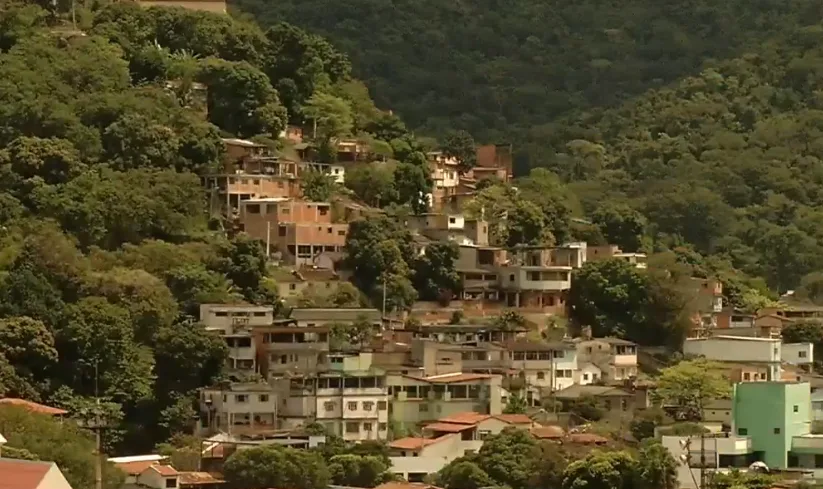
(494, 414, 533, 424)
(424, 422, 475, 433)
(116, 460, 158, 476)
(149, 464, 179, 476)
(531, 426, 565, 439)
(0, 398, 67, 415)
(0, 459, 52, 489)
(437, 412, 491, 425)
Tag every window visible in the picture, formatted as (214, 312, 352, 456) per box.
(794, 405, 799, 413)
(537, 372, 545, 380)
(236, 395, 248, 403)
(738, 428, 748, 436)
(319, 207, 328, 216)
(324, 401, 335, 412)
(259, 394, 269, 402)
(419, 404, 429, 413)
(800, 351, 808, 358)
(583, 373, 589, 381)
(378, 401, 388, 411)
(289, 284, 296, 290)
(363, 401, 374, 411)
(449, 217, 456, 224)
(743, 372, 750, 381)
(814, 454, 823, 469)
(278, 181, 284, 188)
(278, 226, 287, 237)
(348, 401, 358, 411)
(509, 274, 515, 281)
(166, 478, 177, 488)
(364, 422, 373, 431)
(338, 230, 346, 236)
(774, 428, 781, 434)
(252, 179, 260, 185)
(345, 422, 359, 433)
(379, 422, 388, 431)
(246, 204, 260, 214)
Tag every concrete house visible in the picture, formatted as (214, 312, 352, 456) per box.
(276, 352, 390, 441)
(573, 337, 638, 382)
(388, 411, 534, 481)
(199, 382, 278, 435)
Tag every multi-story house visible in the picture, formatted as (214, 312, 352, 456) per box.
(689, 277, 725, 337)
(586, 245, 648, 269)
(199, 304, 274, 375)
(274, 266, 341, 300)
(505, 340, 578, 398)
(237, 198, 348, 265)
(254, 323, 330, 380)
(387, 371, 504, 430)
(454, 242, 587, 312)
(683, 335, 786, 381)
(203, 139, 302, 213)
(497, 247, 575, 312)
(732, 382, 819, 475)
(277, 352, 390, 441)
(455, 244, 507, 303)
(761, 304, 823, 322)
(573, 335, 638, 382)
(408, 214, 490, 246)
(388, 412, 534, 481)
(426, 152, 460, 212)
(199, 382, 279, 434)
(464, 144, 513, 183)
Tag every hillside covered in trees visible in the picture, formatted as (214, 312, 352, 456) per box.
(234, 0, 823, 296)
(0, 0, 429, 457)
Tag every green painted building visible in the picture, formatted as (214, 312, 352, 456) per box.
(732, 382, 812, 468)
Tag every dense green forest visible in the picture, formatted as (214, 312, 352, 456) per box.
(235, 0, 823, 295)
(0, 0, 434, 457)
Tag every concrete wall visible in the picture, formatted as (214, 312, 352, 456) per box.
(783, 343, 814, 366)
(38, 465, 75, 489)
(684, 337, 780, 364)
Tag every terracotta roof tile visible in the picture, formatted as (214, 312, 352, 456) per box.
(150, 464, 179, 476)
(0, 459, 52, 489)
(0, 398, 67, 415)
(115, 460, 158, 476)
(531, 426, 565, 439)
(437, 412, 491, 425)
(494, 414, 532, 424)
(424, 422, 475, 433)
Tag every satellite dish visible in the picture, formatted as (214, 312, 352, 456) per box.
(749, 461, 769, 473)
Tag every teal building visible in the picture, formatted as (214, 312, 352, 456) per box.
(732, 381, 817, 470)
